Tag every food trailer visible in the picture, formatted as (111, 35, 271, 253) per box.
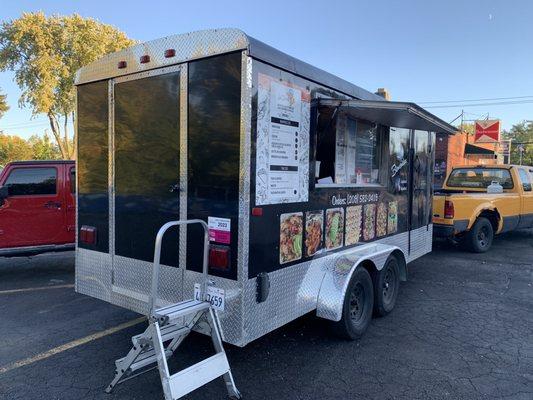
(75, 28, 456, 399)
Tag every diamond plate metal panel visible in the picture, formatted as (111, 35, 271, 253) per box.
(75, 29, 248, 85)
(77, 220, 431, 346)
(179, 65, 188, 287)
(239, 226, 431, 345)
(76, 248, 112, 302)
(108, 80, 115, 260)
(315, 243, 400, 322)
(242, 259, 322, 344)
(237, 53, 252, 282)
(183, 270, 244, 346)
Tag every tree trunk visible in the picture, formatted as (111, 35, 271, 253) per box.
(71, 112, 77, 160)
(47, 112, 68, 159)
(63, 114, 70, 158)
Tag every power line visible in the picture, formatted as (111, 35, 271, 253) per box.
(425, 100, 533, 109)
(418, 95, 533, 104)
(0, 121, 49, 129)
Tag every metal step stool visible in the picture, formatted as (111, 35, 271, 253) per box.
(105, 220, 241, 399)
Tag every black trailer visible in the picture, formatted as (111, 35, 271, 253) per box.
(75, 28, 455, 399)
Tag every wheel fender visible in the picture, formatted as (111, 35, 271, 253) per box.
(469, 204, 499, 230)
(315, 243, 403, 322)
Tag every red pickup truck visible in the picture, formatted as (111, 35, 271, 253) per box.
(0, 160, 75, 256)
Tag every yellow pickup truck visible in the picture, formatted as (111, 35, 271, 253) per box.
(433, 164, 533, 252)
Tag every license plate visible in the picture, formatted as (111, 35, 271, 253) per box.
(194, 283, 225, 312)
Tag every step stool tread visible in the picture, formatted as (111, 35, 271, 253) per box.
(132, 323, 182, 342)
(167, 352, 230, 399)
(154, 299, 202, 315)
(153, 300, 210, 322)
(130, 349, 172, 371)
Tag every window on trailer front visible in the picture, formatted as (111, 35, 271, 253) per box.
(315, 110, 388, 188)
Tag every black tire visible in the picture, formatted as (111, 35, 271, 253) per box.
(373, 255, 400, 317)
(331, 267, 374, 340)
(464, 217, 494, 253)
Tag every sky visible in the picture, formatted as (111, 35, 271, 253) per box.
(0, 0, 532, 139)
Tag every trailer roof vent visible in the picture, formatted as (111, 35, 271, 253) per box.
(164, 49, 176, 58)
(117, 61, 127, 69)
(140, 55, 150, 64)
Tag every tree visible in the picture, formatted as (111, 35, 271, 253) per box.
(0, 133, 32, 166)
(28, 132, 62, 160)
(0, 132, 63, 166)
(503, 121, 533, 166)
(0, 12, 135, 159)
(0, 87, 8, 118)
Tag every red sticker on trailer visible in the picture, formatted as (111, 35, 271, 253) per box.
(208, 217, 231, 244)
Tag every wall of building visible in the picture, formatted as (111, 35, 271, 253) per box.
(434, 130, 499, 187)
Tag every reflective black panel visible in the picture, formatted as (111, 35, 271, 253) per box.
(77, 81, 109, 252)
(388, 127, 410, 233)
(187, 53, 241, 279)
(114, 72, 180, 265)
(411, 130, 430, 229)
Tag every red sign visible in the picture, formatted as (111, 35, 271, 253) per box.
(475, 120, 500, 143)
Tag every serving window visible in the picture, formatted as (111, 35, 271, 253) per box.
(315, 111, 388, 188)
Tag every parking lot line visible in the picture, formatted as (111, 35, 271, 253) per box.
(0, 316, 146, 374)
(0, 284, 75, 295)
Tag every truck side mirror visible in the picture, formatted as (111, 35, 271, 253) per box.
(0, 186, 8, 205)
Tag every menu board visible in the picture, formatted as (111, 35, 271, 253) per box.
(334, 115, 357, 184)
(256, 74, 311, 205)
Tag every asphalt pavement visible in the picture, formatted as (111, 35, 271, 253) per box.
(0, 230, 532, 400)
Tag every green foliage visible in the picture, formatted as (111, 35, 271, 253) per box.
(0, 87, 8, 118)
(0, 132, 62, 166)
(28, 133, 63, 160)
(503, 121, 533, 166)
(0, 12, 135, 158)
(0, 133, 32, 165)
(459, 122, 474, 137)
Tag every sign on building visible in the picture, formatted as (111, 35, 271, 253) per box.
(499, 139, 512, 164)
(474, 120, 500, 143)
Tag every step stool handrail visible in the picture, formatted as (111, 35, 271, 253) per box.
(149, 219, 209, 314)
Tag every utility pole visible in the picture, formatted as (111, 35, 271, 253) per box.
(518, 144, 525, 165)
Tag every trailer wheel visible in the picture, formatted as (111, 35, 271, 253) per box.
(373, 255, 400, 317)
(464, 217, 493, 253)
(331, 267, 374, 340)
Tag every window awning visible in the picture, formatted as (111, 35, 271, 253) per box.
(317, 99, 457, 135)
(464, 143, 495, 155)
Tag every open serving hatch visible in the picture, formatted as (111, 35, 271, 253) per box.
(317, 99, 457, 135)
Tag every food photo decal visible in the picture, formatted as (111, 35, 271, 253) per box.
(345, 205, 362, 246)
(305, 210, 324, 257)
(325, 208, 344, 250)
(279, 212, 303, 264)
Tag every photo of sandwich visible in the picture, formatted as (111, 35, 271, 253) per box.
(376, 202, 388, 237)
(363, 203, 376, 241)
(345, 205, 362, 245)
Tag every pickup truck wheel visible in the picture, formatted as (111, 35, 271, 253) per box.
(374, 255, 400, 317)
(331, 267, 374, 340)
(465, 217, 494, 253)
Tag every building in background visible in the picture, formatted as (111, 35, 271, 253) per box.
(434, 120, 503, 188)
